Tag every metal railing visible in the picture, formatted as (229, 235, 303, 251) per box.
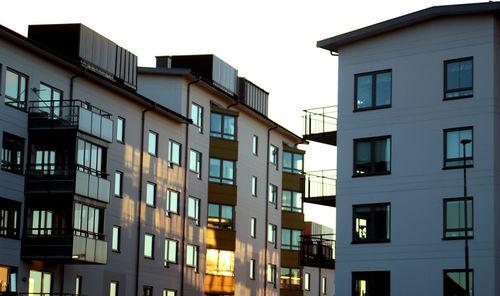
(302, 105, 337, 136)
(17, 293, 88, 296)
(305, 169, 336, 199)
(301, 233, 336, 267)
(25, 164, 108, 179)
(23, 228, 106, 241)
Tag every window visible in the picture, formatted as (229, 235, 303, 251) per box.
(354, 136, 391, 176)
(304, 272, 310, 291)
(143, 286, 152, 296)
(168, 140, 181, 166)
(186, 244, 198, 271)
(281, 229, 301, 250)
(109, 281, 118, 296)
(249, 259, 255, 280)
(148, 131, 158, 156)
(252, 135, 258, 155)
(444, 127, 472, 168)
(209, 158, 235, 184)
(269, 145, 278, 168)
(116, 117, 125, 143)
(280, 268, 301, 289)
(188, 197, 200, 225)
(322, 276, 327, 294)
(206, 249, 235, 276)
(76, 139, 106, 176)
(444, 198, 473, 239)
(250, 217, 256, 238)
(30, 209, 53, 235)
(355, 70, 391, 110)
(267, 264, 276, 285)
(144, 233, 154, 258)
(191, 103, 203, 132)
(112, 226, 120, 252)
(208, 203, 233, 230)
(33, 149, 55, 175)
(29, 270, 51, 295)
(114, 171, 123, 197)
(2, 132, 25, 174)
(352, 271, 390, 296)
(166, 190, 179, 215)
(444, 58, 473, 99)
(75, 276, 82, 295)
(146, 183, 156, 207)
(282, 190, 302, 213)
(0, 197, 20, 239)
(268, 184, 277, 204)
(444, 270, 473, 296)
(210, 113, 236, 140)
(268, 224, 277, 245)
(189, 149, 201, 178)
(353, 203, 390, 243)
(5, 69, 27, 110)
(73, 202, 104, 239)
(164, 238, 178, 266)
(163, 289, 176, 296)
(283, 151, 303, 174)
(251, 176, 257, 196)
(38, 83, 62, 117)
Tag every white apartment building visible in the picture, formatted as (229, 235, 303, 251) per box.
(315, 2, 500, 295)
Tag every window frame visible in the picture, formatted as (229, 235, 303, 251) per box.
(281, 190, 302, 213)
(304, 272, 310, 291)
(210, 112, 236, 140)
(209, 157, 235, 185)
(186, 244, 199, 271)
(109, 281, 118, 296)
(144, 233, 154, 259)
(321, 276, 327, 294)
(163, 289, 176, 296)
(205, 249, 235, 276)
(443, 269, 473, 296)
(37, 82, 63, 117)
(268, 223, 277, 246)
(0, 197, 21, 239)
(5, 68, 28, 111)
(443, 197, 473, 240)
(189, 149, 202, 179)
(114, 171, 123, 198)
(280, 267, 302, 290)
(267, 264, 276, 286)
(251, 176, 257, 197)
(283, 151, 304, 174)
(443, 126, 473, 169)
(148, 131, 158, 157)
(268, 184, 278, 205)
(164, 238, 178, 266)
(353, 135, 391, 177)
(116, 117, 125, 143)
(112, 225, 120, 252)
(352, 271, 390, 296)
(252, 135, 258, 155)
(444, 57, 473, 100)
(281, 228, 301, 251)
(191, 102, 203, 133)
(188, 196, 200, 225)
(75, 275, 82, 295)
(352, 202, 391, 244)
(354, 69, 392, 111)
(207, 203, 234, 230)
(269, 145, 279, 168)
(250, 217, 256, 238)
(168, 140, 181, 167)
(146, 182, 156, 207)
(166, 189, 179, 216)
(249, 259, 255, 280)
(1, 132, 25, 175)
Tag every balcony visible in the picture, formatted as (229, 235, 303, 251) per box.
(28, 99, 113, 142)
(302, 106, 337, 146)
(301, 234, 335, 269)
(304, 170, 336, 207)
(25, 164, 110, 203)
(21, 228, 107, 264)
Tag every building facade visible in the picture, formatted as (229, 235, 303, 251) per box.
(316, 2, 500, 295)
(0, 23, 311, 296)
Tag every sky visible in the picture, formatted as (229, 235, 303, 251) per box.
(2, 0, 486, 229)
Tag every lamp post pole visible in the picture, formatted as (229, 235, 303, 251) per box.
(461, 139, 471, 296)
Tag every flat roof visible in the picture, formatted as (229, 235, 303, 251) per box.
(317, 1, 500, 53)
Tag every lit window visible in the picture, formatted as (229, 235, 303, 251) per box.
(251, 176, 257, 196)
(282, 190, 302, 212)
(252, 135, 258, 155)
(191, 103, 203, 133)
(444, 58, 473, 99)
(208, 203, 233, 230)
(355, 70, 391, 110)
(76, 139, 106, 176)
(144, 233, 154, 258)
(269, 145, 278, 168)
(444, 198, 473, 239)
(164, 238, 178, 265)
(73, 202, 104, 239)
(304, 272, 310, 291)
(0, 264, 18, 293)
(354, 136, 391, 176)
(283, 151, 303, 174)
(0, 197, 20, 238)
(352, 271, 390, 296)
(30, 210, 53, 235)
(146, 183, 156, 207)
(38, 83, 62, 117)
(168, 140, 181, 166)
(353, 203, 390, 243)
(322, 277, 327, 294)
(444, 270, 473, 296)
(280, 268, 301, 289)
(114, 171, 123, 197)
(268, 224, 277, 245)
(148, 131, 158, 156)
(281, 229, 301, 250)
(28, 270, 51, 295)
(206, 249, 235, 276)
(210, 113, 236, 140)
(189, 150, 202, 179)
(250, 217, 256, 238)
(116, 117, 125, 143)
(1, 132, 24, 174)
(75, 276, 82, 295)
(444, 127, 472, 168)
(209, 158, 235, 184)
(268, 184, 277, 204)
(5, 69, 27, 110)
(166, 190, 179, 215)
(112, 226, 120, 252)
(163, 289, 176, 296)
(186, 244, 198, 271)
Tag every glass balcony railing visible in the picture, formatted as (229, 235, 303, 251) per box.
(28, 100, 113, 142)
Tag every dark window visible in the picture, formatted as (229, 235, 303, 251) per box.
(283, 151, 304, 174)
(352, 271, 390, 296)
(355, 70, 391, 110)
(444, 127, 472, 169)
(143, 286, 152, 296)
(282, 190, 302, 213)
(444, 269, 473, 296)
(444, 58, 473, 99)
(280, 267, 301, 289)
(116, 117, 125, 143)
(354, 136, 391, 176)
(209, 158, 235, 184)
(2, 132, 25, 174)
(353, 203, 390, 243)
(5, 68, 28, 110)
(0, 197, 21, 239)
(37, 83, 63, 117)
(444, 198, 473, 239)
(210, 113, 236, 140)
(281, 228, 301, 250)
(208, 203, 233, 230)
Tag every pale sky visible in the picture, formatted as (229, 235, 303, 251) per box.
(2, 0, 486, 229)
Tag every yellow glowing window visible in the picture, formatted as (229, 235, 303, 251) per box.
(206, 249, 234, 276)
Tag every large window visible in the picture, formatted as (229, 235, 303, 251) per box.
(144, 233, 154, 259)
(166, 190, 179, 215)
(38, 83, 62, 116)
(5, 68, 27, 110)
(168, 140, 181, 166)
(209, 158, 235, 184)
(189, 149, 201, 179)
(186, 244, 198, 271)
(0, 265, 17, 294)
(353, 203, 390, 243)
(29, 270, 52, 295)
(444, 270, 473, 296)
(280, 268, 301, 289)
(116, 117, 125, 143)
(206, 249, 235, 276)
(188, 197, 200, 225)
(163, 289, 176, 296)
(282, 190, 302, 212)
(281, 229, 301, 250)
(2, 132, 25, 174)
(444, 58, 473, 99)
(283, 151, 303, 174)
(73, 202, 104, 239)
(146, 182, 156, 207)
(148, 131, 158, 156)
(352, 271, 390, 296)
(444, 198, 473, 239)
(210, 113, 236, 140)
(191, 103, 203, 132)
(444, 127, 472, 168)
(354, 136, 391, 176)
(0, 197, 20, 239)
(30, 210, 53, 235)
(77, 139, 106, 176)
(208, 203, 233, 230)
(112, 226, 120, 252)
(355, 70, 391, 110)
(164, 238, 178, 266)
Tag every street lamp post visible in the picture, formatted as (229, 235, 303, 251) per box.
(461, 139, 471, 296)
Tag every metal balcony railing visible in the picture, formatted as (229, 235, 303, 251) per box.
(304, 170, 336, 206)
(302, 105, 337, 136)
(301, 233, 335, 269)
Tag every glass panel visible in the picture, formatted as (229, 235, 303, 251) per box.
(376, 72, 391, 106)
(188, 198, 196, 218)
(168, 240, 177, 262)
(169, 191, 178, 213)
(112, 226, 119, 251)
(223, 116, 235, 139)
(29, 270, 42, 294)
(460, 60, 473, 88)
(373, 138, 390, 173)
(148, 132, 157, 155)
(144, 234, 153, 257)
(208, 204, 219, 218)
(210, 113, 222, 136)
(294, 153, 303, 173)
(374, 205, 389, 240)
(74, 203, 82, 232)
(446, 131, 460, 159)
(117, 118, 124, 142)
(146, 183, 155, 206)
(282, 191, 291, 208)
(283, 152, 292, 171)
(281, 229, 290, 247)
(355, 141, 371, 175)
(291, 230, 301, 250)
(114, 172, 122, 196)
(209, 158, 220, 178)
(293, 192, 303, 212)
(5, 71, 18, 99)
(110, 282, 117, 296)
(444, 271, 473, 296)
(42, 273, 51, 294)
(447, 62, 460, 91)
(356, 75, 372, 109)
(222, 160, 234, 184)
(186, 245, 194, 266)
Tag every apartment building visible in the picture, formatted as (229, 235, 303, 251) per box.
(0, 23, 311, 296)
(314, 2, 500, 295)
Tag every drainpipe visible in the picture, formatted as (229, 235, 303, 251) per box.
(227, 101, 239, 109)
(135, 104, 156, 296)
(264, 125, 278, 295)
(180, 77, 200, 296)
